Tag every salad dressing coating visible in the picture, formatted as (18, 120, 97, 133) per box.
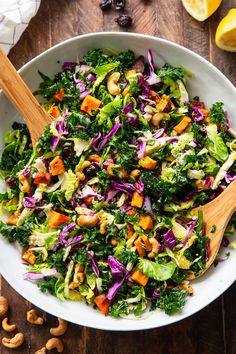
(0, 49, 235, 317)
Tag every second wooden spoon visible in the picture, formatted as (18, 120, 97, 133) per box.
(191, 179, 236, 279)
(0, 48, 53, 145)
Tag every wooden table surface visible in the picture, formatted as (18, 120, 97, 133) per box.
(1, 0, 236, 353)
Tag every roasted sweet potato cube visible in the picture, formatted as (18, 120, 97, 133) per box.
(174, 116, 192, 135)
(131, 269, 149, 286)
(139, 156, 157, 170)
(33, 171, 52, 185)
(134, 237, 146, 257)
(139, 215, 153, 231)
(80, 95, 101, 116)
(131, 192, 143, 208)
(48, 210, 70, 228)
(49, 156, 65, 176)
(53, 88, 64, 102)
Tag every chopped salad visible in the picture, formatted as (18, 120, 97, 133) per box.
(0, 48, 236, 317)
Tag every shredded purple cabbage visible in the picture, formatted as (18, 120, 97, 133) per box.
(128, 115, 138, 125)
(151, 288, 161, 300)
(62, 61, 76, 70)
(137, 141, 146, 159)
(192, 106, 205, 122)
(92, 122, 122, 151)
(123, 102, 134, 115)
(22, 166, 31, 177)
(183, 218, 198, 247)
(143, 196, 153, 214)
(107, 256, 127, 300)
(163, 229, 178, 249)
(108, 256, 125, 276)
(88, 253, 100, 277)
(111, 180, 136, 196)
(78, 185, 104, 200)
(22, 196, 37, 209)
(6, 178, 13, 187)
(153, 128, 165, 139)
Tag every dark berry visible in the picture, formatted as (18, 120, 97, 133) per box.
(116, 15, 132, 28)
(113, 0, 126, 10)
(100, 0, 112, 10)
(62, 145, 75, 162)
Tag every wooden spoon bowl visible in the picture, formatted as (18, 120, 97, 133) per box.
(0, 48, 53, 145)
(192, 179, 236, 278)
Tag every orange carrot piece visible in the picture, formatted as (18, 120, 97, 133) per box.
(131, 269, 149, 286)
(48, 210, 70, 228)
(53, 88, 64, 102)
(94, 294, 110, 316)
(131, 192, 143, 208)
(139, 156, 157, 170)
(80, 94, 101, 116)
(174, 116, 192, 135)
(49, 156, 65, 176)
(139, 215, 153, 231)
(134, 238, 146, 257)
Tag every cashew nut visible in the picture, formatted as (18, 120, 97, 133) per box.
(76, 171, 86, 181)
(35, 347, 47, 354)
(27, 309, 44, 325)
(46, 338, 64, 353)
(178, 283, 194, 295)
(50, 318, 68, 336)
(0, 296, 8, 317)
(110, 237, 118, 246)
(151, 112, 170, 127)
(81, 160, 91, 172)
(19, 174, 31, 193)
(2, 317, 16, 332)
(107, 72, 121, 95)
(88, 154, 101, 162)
(2, 333, 24, 349)
(100, 220, 107, 235)
(130, 169, 140, 178)
(148, 238, 159, 259)
(77, 214, 99, 228)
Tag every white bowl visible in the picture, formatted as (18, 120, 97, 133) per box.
(0, 32, 236, 331)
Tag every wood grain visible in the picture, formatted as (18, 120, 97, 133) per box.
(1, 0, 236, 353)
(0, 48, 52, 145)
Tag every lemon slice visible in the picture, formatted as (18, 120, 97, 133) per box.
(215, 9, 236, 52)
(181, 0, 222, 21)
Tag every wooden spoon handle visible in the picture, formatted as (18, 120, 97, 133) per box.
(0, 48, 52, 145)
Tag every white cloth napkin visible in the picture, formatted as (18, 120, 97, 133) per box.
(0, 0, 41, 54)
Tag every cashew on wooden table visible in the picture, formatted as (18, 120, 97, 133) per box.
(0, 296, 9, 317)
(2, 333, 24, 349)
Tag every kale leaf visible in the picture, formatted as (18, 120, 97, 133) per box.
(154, 288, 188, 315)
(157, 64, 185, 82)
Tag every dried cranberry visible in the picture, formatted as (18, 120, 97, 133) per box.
(113, 0, 126, 10)
(116, 15, 132, 28)
(100, 0, 112, 10)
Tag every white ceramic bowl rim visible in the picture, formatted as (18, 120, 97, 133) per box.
(0, 32, 236, 331)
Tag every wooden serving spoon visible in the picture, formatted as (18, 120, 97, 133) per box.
(191, 179, 236, 278)
(0, 48, 53, 145)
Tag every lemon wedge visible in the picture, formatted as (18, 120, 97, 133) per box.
(181, 0, 222, 21)
(215, 9, 236, 52)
